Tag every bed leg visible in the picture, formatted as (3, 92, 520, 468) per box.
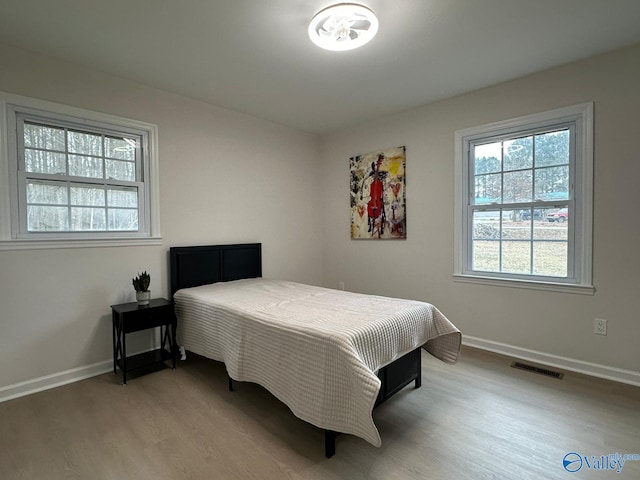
(325, 430, 338, 458)
(228, 376, 233, 391)
(415, 347, 422, 389)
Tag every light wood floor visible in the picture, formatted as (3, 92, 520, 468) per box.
(1, 346, 639, 480)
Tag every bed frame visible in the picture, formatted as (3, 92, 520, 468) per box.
(169, 243, 422, 457)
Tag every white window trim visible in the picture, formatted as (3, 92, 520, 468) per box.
(0, 91, 161, 250)
(453, 103, 594, 294)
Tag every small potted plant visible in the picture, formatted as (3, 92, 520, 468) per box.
(132, 271, 151, 306)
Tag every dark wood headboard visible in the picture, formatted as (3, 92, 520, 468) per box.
(169, 243, 262, 298)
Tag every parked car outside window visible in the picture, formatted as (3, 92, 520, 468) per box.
(519, 209, 545, 221)
(546, 208, 568, 223)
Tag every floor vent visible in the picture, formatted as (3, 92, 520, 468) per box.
(511, 362, 564, 379)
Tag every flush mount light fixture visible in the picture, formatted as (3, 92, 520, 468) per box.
(308, 3, 379, 51)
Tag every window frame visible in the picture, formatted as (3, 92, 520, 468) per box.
(454, 103, 594, 294)
(0, 91, 161, 250)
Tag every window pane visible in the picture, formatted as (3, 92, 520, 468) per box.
(71, 207, 106, 231)
(535, 130, 569, 167)
(534, 166, 569, 201)
(503, 136, 532, 171)
(69, 155, 103, 178)
(70, 185, 105, 206)
(473, 211, 501, 237)
(502, 212, 528, 240)
(474, 142, 501, 174)
(24, 123, 65, 151)
(27, 181, 68, 205)
(472, 240, 499, 272)
(473, 173, 501, 204)
(27, 205, 68, 231)
(106, 159, 136, 181)
(534, 216, 567, 240)
(533, 241, 567, 277)
(108, 188, 138, 208)
(502, 241, 531, 274)
(108, 209, 138, 231)
(105, 136, 136, 161)
(68, 130, 102, 156)
(25, 149, 67, 174)
(503, 170, 532, 203)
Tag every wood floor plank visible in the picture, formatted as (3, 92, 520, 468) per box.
(0, 346, 638, 479)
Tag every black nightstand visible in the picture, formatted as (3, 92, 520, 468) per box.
(111, 298, 177, 384)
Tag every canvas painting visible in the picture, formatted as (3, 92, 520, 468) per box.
(350, 146, 406, 239)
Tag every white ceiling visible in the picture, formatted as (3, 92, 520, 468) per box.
(1, 0, 640, 135)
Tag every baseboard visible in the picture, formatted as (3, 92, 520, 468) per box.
(463, 335, 640, 387)
(0, 360, 113, 403)
(4, 338, 637, 403)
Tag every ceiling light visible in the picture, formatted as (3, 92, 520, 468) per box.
(308, 3, 379, 52)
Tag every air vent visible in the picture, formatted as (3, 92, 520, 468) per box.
(511, 361, 564, 379)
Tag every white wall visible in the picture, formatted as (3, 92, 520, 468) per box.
(0, 43, 323, 392)
(320, 44, 640, 378)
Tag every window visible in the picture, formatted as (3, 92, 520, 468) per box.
(0, 92, 160, 249)
(454, 103, 593, 293)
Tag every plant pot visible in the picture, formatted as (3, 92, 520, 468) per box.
(136, 290, 151, 306)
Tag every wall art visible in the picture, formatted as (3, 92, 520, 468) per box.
(350, 146, 406, 239)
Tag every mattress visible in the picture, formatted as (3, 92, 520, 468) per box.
(174, 278, 461, 446)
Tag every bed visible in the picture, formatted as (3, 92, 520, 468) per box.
(170, 243, 461, 457)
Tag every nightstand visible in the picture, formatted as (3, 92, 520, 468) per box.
(111, 298, 177, 384)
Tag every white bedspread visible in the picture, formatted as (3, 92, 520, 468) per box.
(174, 278, 461, 447)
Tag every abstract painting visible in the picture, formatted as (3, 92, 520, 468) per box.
(350, 146, 406, 239)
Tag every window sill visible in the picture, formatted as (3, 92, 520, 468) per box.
(453, 273, 595, 295)
(0, 236, 163, 251)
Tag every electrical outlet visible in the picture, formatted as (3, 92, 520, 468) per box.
(594, 318, 608, 336)
(339, 281, 345, 290)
